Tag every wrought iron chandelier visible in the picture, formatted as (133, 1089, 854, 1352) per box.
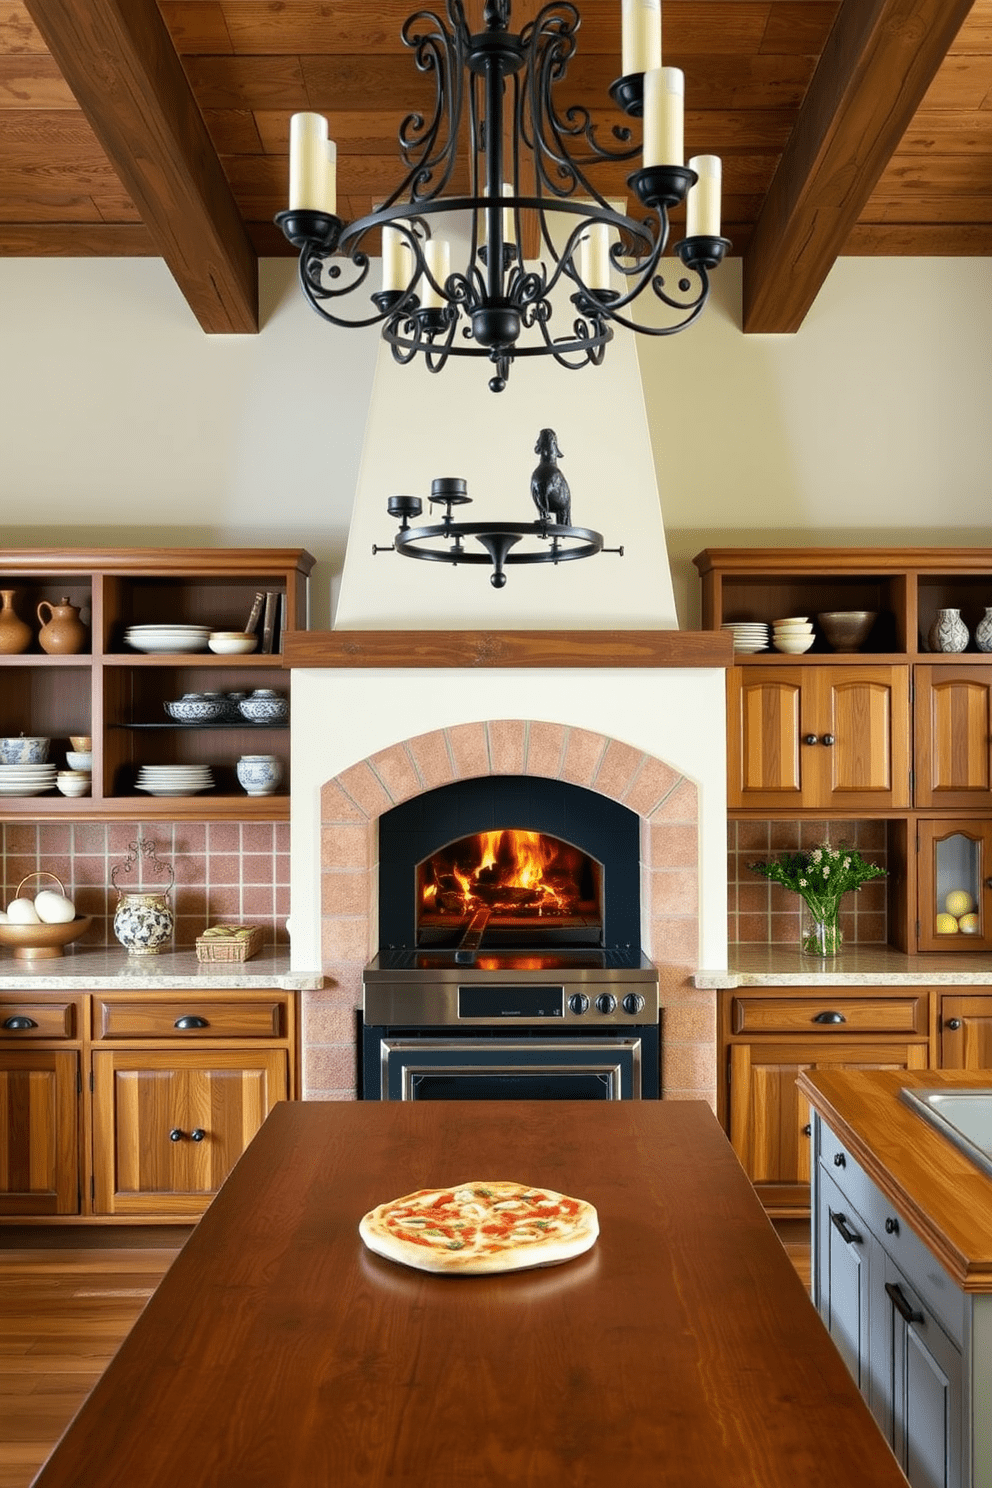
(275, 0, 730, 392)
(372, 428, 623, 588)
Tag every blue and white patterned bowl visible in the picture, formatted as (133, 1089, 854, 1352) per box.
(0, 736, 50, 764)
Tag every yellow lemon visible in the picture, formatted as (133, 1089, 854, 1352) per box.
(958, 913, 980, 934)
(935, 912, 959, 934)
(945, 889, 975, 917)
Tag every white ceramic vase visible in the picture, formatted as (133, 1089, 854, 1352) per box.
(237, 754, 283, 796)
(928, 608, 969, 654)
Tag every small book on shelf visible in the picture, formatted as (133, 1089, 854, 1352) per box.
(244, 591, 265, 636)
(277, 592, 288, 653)
(260, 591, 277, 653)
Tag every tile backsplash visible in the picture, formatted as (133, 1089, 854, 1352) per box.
(728, 819, 888, 947)
(0, 821, 290, 949)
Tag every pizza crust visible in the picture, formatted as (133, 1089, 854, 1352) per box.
(359, 1180, 599, 1275)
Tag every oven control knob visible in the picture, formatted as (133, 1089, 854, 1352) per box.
(568, 993, 590, 1015)
(595, 993, 617, 1015)
(622, 993, 646, 1016)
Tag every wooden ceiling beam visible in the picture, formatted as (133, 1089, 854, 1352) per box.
(22, 0, 258, 332)
(742, 0, 977, 334)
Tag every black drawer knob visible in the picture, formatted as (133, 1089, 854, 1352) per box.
(885, 1216, 899, 1236)
(802, 1123, 811, 1138)
(812, 1010, 846, 1024)
(169, 1128, 184, 1142)
(174, 1015, 209, 1030)
(2, 1015, 38, 1030)
(833, 1152, 846, 1168)
(803, 734, 818, 746)
(945, 1018, 962, 1031)
(190, 1128, 206, 1142)
(821, 734, 835, 746)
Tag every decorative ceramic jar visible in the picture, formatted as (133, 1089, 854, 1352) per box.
(928, 608, 969, 654)
(37, 597, 88, 655)
(111, 839, 175, 954)
(238, 688, 289, 724)
(0, 590, 32, 655)
(975, 607, 992, 654)
(236, 754, 283, 796)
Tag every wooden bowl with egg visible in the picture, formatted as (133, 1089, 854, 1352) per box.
(0, 872, 92, 959)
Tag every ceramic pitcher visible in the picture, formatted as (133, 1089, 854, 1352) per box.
(37, 597, 88, 655)
(0, 590, 32, 654)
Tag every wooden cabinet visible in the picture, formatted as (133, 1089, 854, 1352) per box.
(938, 993, 992, 1068)
(812, 1115, 965, 1488)
(0, 548, 314, 822)
(721, 988, 929, 1215)
(917, 821, 992, 953)
(0, 987, 296, 1224)
(697, 546, 992, 954)
(728, 665, 910, 811)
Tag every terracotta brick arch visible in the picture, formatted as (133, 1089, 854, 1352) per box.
(306, 721, 714, 1105)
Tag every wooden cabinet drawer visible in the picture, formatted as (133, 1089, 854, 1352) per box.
(731, 996, 928, 1037)
(0, 999, 78, 1040)
(94, 995, 287, 1041)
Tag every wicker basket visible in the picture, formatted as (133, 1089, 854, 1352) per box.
(195, 923, 265, 962)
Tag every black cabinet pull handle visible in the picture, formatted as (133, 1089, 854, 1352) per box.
(2, 1015, 38, 1030)
(833, 1152, 846, 1168)
(885, 1281, 924, 1325)
(802, 1123, 811, 1137)
(945, 1018, 962, 1031)
(885, 1216, 899, 1236)
(174, 1015, 209, 1030)
(803, 734, 819, 745)
(169, 1128, 184, 1142)
(812, 1010, 846, 1024)
(830, 1211, 862, 1245)
(821, 734, 835, 746)
(190, 1128, 206, 1142)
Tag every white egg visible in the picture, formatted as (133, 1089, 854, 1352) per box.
(6, 898, 41, 924)
(34, 890, 76, 924)
(0, 909, 8, 923)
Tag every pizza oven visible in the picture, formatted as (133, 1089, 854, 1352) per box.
(361, 776, 660, 1100)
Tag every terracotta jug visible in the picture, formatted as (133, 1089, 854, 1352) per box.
(37, 597, 88, 655)
(0, 590, 32, 654)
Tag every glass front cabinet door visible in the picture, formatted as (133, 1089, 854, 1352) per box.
(917, 821, 992, 952)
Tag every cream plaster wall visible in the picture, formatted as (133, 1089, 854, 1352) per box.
(0, 255, 988, 628)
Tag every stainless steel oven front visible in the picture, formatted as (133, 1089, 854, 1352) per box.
(360, 954, 661, 1101)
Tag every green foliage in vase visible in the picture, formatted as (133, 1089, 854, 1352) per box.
(748, 841, 887, 920)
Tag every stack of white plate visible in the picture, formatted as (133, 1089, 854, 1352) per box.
(125, 624, 212, 654)
(720, 621, 769, 654)
(0, 763, 58, 796)
(135, 764, 215, 796)
(772, 616, 815, 654)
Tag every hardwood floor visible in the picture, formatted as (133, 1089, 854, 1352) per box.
(0, 1228, 188, 1488)
(0, 1219, 810, 1488)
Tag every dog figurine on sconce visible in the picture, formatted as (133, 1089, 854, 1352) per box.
(530, 428, 572, 527)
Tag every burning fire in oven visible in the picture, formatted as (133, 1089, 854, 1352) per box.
(417, 830, 601, 944)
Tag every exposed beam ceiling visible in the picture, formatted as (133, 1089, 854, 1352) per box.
(22, 0, 258, 332)
(744, 0, 980, 333)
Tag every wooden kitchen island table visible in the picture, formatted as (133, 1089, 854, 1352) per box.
(31, 1101, 907, 1488)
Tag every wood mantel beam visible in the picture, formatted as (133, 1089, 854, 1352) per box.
(23, 0, 258, 334)
(283, 630, 733, 669)
(742, 0, 976, 335)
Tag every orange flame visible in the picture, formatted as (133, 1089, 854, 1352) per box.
(422, 829, 584, 916)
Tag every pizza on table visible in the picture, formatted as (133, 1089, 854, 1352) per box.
(359, 1180, 599, 1275)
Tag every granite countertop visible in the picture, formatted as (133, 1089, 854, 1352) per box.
(696, 944, 992, 988)
(0, 947, 323, 990)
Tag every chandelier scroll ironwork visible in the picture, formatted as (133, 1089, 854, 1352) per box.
(276, 0, 730, 391)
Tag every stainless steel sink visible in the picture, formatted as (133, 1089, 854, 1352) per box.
(900, 1088, 992, 1180)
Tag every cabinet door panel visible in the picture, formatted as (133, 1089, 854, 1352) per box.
(728, 669, 805, 808)
(92, 1050, 287, 1216)
(881, 1254, 962, 1488)
(939, 994, 992, 1068)
(729, 1041, 928, 1213)
(820, 668, 910, 809)
(915, 666, 992, 809)
(817, 1168, 870, 1394)
(0, 1051, 79, 1215)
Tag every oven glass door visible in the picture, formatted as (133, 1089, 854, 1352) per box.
(375, 1036, 644, 1101)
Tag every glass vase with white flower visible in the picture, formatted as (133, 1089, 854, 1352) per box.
(748, 843, 887, 957)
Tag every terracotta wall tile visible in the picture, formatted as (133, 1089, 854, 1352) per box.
(624, 756, 680, 816)
(649, 869, 699, 917)
(338, 759, 396, 817)
(648, 822, 698, 869)
(648, 916, 698, 965)
(663, 1041, 718, 1093)
(407, 729, 455, 791)
(321, 824, 373, 871)
(370, 745, 422, 804)
(242, 853, 276, 886)
(322, 870, 374, 917)
(206, 821, 241, 852)
(448, 721, 490, 778)
(594, 739, 646, 802)
(561, 727, 607, 787)
(320, 779, 368, 824)
(661, 998, 716, 1045)
(525, 721, 566, 778)
(4, 823, 37, 854)
(321, 915, 374, 963)
(488, 719, 527, 775)
(38, 824, 72, 856)
(304, 1042, 359, 1094)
